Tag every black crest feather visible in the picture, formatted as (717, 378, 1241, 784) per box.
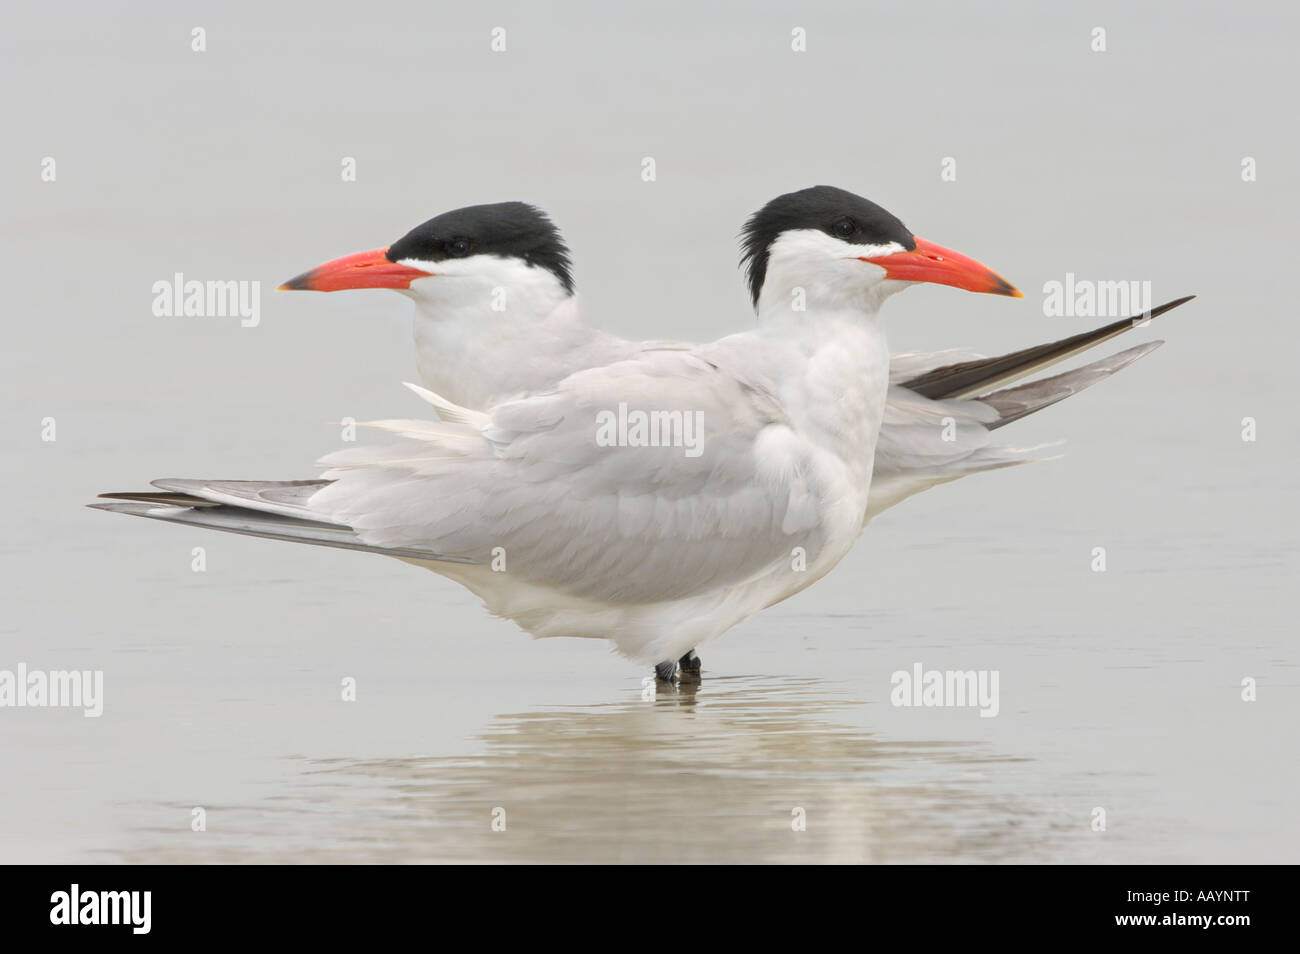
(387, 201, 574, 294)
(740, 186, 915, 306)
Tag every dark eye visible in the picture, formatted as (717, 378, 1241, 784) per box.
(448, 237, 472, 256)
(832, 218, 856, 238)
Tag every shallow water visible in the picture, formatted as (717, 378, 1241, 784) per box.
(2, 0, 1297, 863)
(115, 676, 1049, 865)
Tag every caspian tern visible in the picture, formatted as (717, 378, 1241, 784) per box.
(95, 187, 1055, 679)
(278, 194, 1186, 525)
(274, 190, 1191, 673)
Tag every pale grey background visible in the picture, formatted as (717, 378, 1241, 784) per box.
(1, 0, 1296, 862)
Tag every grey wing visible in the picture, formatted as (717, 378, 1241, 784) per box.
(866, 341, 1166, 522)
(88, 493, 476, 563)
(309, 350, 821, 604)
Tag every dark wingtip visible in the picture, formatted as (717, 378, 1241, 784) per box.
(97, 489, 216, 507)
(1128, 295, 1195, 327)
(1145, 295, 1196, 319)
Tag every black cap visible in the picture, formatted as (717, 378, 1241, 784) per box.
(387, 201, 574, 294)
(740, 186, 915, 306)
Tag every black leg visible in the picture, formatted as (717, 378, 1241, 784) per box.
(678, 650, 701, 674)
(654, 659, 677, 682)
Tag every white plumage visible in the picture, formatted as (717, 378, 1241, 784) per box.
(94, 190, 1187, 674)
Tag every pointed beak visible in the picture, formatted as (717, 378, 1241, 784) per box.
(863, 237, 1023, 298)
(277, 247, 433, 292)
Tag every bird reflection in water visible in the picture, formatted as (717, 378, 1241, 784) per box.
(122, 674, 1063, 863)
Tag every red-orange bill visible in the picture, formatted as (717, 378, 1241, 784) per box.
(278, 247, 433, 292)
(863, 237, 1023, 298)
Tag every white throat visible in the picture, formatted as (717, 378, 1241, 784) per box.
(396, 254, 584, 410)
(754, 229, 908, 324)
(398, 253, 570, 321)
